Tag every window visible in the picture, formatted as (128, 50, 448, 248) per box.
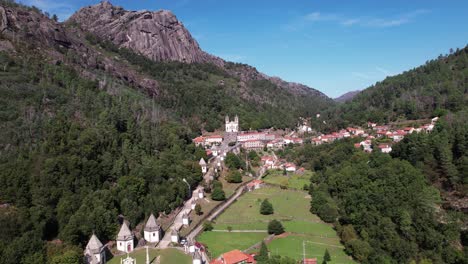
(153, 233, 155, 237)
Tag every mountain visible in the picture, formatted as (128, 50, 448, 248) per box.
(316, 46, 468, 130)
(334, 90, 360, 102)
(68, 1, 328, 100)
(0, 2, 335, 262)
(68, 1, 219, 65)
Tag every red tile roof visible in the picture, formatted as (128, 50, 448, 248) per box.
(302, 258, 318, 264)
(222, 249, 254, 264)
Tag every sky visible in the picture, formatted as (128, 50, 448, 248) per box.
(18, 0, 468, 98)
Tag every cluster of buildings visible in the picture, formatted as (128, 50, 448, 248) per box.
(84, 213, 161, 264)
(355, 117, 438, 153)
(260, 155, 304, 173)
(193, 115, 305, 154)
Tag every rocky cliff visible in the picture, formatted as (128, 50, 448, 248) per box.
(68, 1, 221, 65)
(68, 1, 329, 99)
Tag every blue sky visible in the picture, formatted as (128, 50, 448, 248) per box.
(19, 0, 468, 98)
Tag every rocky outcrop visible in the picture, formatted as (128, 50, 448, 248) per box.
(67, 2, 330, 99)
(68, 1, 221, 66)
(0, 3, 159, 96)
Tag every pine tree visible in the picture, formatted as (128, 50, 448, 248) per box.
(267, 220, 284, 235)
(256, 241, 269, 261)
(323, 248, 331, 263)
(260, 199, 274, 215)
(195, 204, 202, 215)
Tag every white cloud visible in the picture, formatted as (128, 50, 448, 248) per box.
(284, 9, 430, 32)
(376, 66, 393, 76)
(352, 72, 373, 80)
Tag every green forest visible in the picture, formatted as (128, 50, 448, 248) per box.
(314, 46, 468, 132)
(0, 50, 206, 262)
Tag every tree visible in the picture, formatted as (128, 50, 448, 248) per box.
(227, 226, 232, 232)
(226, 170, 242, 183)
(52, 14, 58, 22)
(267, 220, 284, 235)
(203, 221, 213, 231)
(50, 250, 83, 264)
(195, 204, 202, 215)
(260, 199, 274, 215)
(256, 241, 269, 261)
(211, 187, 226, 201)
(323, 249, 331, 263)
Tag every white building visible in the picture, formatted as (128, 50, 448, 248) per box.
(379, 144, 392, 153)
(199, 158, 207, 174)
(198, 188, 204, 199)
(225, 115, 239, 133)
(143, 213, 161, 243)
(182, 212, 190, 226)
(84, 234, 106, 264)
(170, 229, 179, 243)
(193, 251, 202, 264)
(116, 221, 134, 253)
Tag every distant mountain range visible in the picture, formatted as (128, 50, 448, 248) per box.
(334, 90, 361, 102)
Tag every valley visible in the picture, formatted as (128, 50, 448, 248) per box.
(0, 1, 467, 264)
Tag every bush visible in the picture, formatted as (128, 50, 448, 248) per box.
(211, 187, 226, 201)
(195, 204, 202, 215)
(260, 199, 274, 215)
(226, 171, 242, 183)
(203, 221, 213, 231)
(267, 219, 284, 235)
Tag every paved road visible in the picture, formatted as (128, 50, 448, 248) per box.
(186, 185, 245, 242)
(157, 187, 202, 249)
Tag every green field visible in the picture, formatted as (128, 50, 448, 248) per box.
(197, 186, 355, 263)
(267, 235, 355, 264)
(197, 232, 267, 259)
(108, 248, 191, 264)
(262, 169, 313, 190)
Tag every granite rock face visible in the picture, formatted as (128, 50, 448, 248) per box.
(0, 3, 159, 96)
(69, 1, 220, 65)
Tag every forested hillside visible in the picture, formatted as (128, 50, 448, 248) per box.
(0, 1, 333, 263)
(278, 135, 466, 263)
(317, 46, 468, 130)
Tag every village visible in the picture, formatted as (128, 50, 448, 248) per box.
(84, 114, 439, 264)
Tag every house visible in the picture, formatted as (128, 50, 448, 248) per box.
(241, 140, 265, 150)
(84, 234, 106, 264)
(367, 122, 377, 128)
(246, 180, 264, 191)
(404, 127, 415, 134)
(311, 138, 322, 145)
(237, 132, 267, 142)
(284, 163, 297, 172)
(191, 200, 197, 210)
(182, 212, 190, 226)
(302, 259, 318, 264)
(193, 136, 205, 147)
(199, 158, 207, 174)
(378, 144, 392, 153)
(205, 135, 223, 145)
(170, 229, 179, 243)
(143, 213, 161, 243)
(391, 130, 406, 142)
(266, 138, 284, 149)
(422, 124, 434, 132)
(261, 156, 276, 167)
(226, 115, 239, 133)
(431, 117, 439, 124)
(211, 145, 220, 157)
(116, 221, 134, 253)
(210, 249, 256, 264)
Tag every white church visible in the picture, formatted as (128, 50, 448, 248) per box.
(84, 234, 106, 264)
(116, 221, 134, 253)
(225, 115, 239, 133)
(143, 213, 162, 243)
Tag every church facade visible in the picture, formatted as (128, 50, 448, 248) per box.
(225, 115, 239, 133)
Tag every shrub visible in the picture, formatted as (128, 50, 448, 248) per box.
(267, 219, 284, 235)
(260, 199, 274, 215)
